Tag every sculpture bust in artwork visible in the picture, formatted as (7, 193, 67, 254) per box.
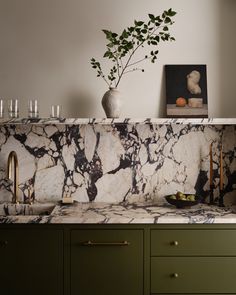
(187, 70, 201, 94)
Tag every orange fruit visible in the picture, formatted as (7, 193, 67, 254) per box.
(176, 97, 187, 107)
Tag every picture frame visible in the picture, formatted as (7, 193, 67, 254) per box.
(165, 65, 208, 118)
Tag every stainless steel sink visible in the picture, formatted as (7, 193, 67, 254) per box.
(0, 203, 56, 216)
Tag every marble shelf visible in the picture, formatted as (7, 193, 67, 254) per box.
(0, 118, 236, 125)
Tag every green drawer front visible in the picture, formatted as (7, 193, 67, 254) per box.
(71, 229, 143, 295)
(151, 257, 236, 293)
(151, 229, 236, 256)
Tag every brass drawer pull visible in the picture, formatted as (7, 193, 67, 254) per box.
(171, 273, 179, 278)
(82, 240, 130, 246)
(0, 240, 8, 247)
(171, 241, 179, 246)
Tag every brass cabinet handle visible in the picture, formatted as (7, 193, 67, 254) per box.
(82, 240, 130, 246)
(0, 240, 8, 247)
(171, 273, 179, 278)
(171, 241, 179, 246)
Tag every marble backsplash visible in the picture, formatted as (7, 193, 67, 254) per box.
(0, 121, 235, 204)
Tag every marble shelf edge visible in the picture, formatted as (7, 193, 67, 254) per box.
(0, 118, 236, 125)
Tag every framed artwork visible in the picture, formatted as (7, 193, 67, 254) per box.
(165, 65, 208, 118)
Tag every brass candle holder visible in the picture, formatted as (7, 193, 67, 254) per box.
(209, 142, 225, 207)
(209, 143, 214, 205)
(218, 144, 225, 207)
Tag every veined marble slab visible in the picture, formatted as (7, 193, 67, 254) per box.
(1, 118, 236, 125)
(0, 122, 235, 203)
(0, 202, 236, 224)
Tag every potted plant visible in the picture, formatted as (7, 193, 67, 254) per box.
(91, 9, 177, 118)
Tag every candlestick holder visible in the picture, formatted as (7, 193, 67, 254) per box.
(209, 184, 214, 205)
(219, 190, 225, 207)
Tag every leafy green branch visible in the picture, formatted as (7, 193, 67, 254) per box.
(90, 8, 177, 88)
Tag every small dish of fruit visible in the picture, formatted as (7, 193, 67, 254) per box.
(165, 192, 200, 208)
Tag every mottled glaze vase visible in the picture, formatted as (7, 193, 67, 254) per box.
(102, 88, 122, 118)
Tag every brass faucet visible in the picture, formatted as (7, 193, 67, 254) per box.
(7, 151, 19, 204)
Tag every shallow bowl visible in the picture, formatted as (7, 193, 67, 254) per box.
(165, 194, 200, 209)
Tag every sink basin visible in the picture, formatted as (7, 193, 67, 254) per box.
(0, 203, 56, 216)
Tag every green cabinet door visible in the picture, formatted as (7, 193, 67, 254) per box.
(0, 228, 63, 295)
(71, 229, 143, 295)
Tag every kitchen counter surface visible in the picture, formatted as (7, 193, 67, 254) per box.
(1, 201, 236, 224)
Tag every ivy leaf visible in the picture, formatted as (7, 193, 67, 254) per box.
(128, 27, 134, 33)
(167, 9, 177, 17)
(148, 14, 155, 20)
(102, 29, 112, 38)
(103, 51, 111, 58)
(107, 43, 114, 48)
(102, 29, 109, 34)
(163, 26, 169, 31)
(121, 29, 129, 38)
(136, 21, 144, 26)
(164, 17, 172, 24)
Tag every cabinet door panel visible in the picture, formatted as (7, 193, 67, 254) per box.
(0, 229, 63, 295)
(71, 229, 143, 295)
(151, 257, 236, 293)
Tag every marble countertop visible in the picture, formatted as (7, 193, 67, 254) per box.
(0, 118, 236, 125)
(1, 202, 236, 224)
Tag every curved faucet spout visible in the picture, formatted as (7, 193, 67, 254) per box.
(7, 151, 19, 204)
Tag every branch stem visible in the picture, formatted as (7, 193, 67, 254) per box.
(127, 56, 151, 68)
(124, 68, 144, 75)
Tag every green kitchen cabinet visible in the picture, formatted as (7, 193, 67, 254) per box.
(1, 224, 236, 295)
(70, 229, 144, 295)
(0, 228, 63, 295)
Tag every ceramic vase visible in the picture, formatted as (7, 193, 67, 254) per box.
(101, 88, 122, 118)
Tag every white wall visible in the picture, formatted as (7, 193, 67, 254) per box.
(0, 0, 235, 118)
